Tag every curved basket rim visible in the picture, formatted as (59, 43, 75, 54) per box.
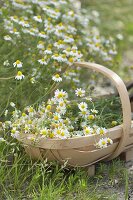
(17, 125, 123, 149)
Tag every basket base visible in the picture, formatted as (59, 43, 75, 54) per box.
(85, 165, 95, 177)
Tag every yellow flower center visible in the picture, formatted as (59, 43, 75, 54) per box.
(17, 71, 22, 76)
(22, 112, 26, 117)
(57, 130, 61, 134)
(102, 141, 106, 145)
(41, 130, 47, 135)
(57, 93, 64, 98)
(85, 129, 90, 134)
(54, 115, 59, 121)
(88, 115, 95, 120)
(81, 111, 86, 115)
(16, 60, 21, 64)
(49, 133, 54, 138)
(11, 129, 15, 134)
(29, 107, 34, 112)
(28, 120, 32, 124)
(55, 74, 60, 78)
(100, 129, 104, 135)
(61, 132, 65, 136)
(46, 105, 51, 110)
(69, 57, 74, 63)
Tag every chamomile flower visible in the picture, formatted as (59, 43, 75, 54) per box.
(4, 35, 12, 41)
(38, 31, 47, 38)
(40, 128, 48, 136)
(64, 35, 74, 43)
(44, 48, 52, 55)
(96, 138, 108, 148)
(83, 126, 93, 135)
(52, 74, 62, 82)
(56, 106, 66, 115)
(38, 58, 47, 65)
(37, 41, 44, 49)
(75, 88, 85, 97)
(11, 127, 19, 138)
(96, 127, 107, 135)
(105, 137, 113, 145)
(15, 71, 25, 80)
(53, 113, 61, 121)
(91, 109, 98, 114)
(13, 60, 23, 68)
(33, 15, 42, 23)
(54, 89, 68, 101)
(78, 102, 88, 111)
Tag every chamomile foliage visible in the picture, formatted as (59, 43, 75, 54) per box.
(0, 0, 117, 113)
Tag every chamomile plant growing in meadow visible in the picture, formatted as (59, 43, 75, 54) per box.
(0, 0, 118, 115)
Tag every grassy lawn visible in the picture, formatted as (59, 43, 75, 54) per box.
(0, 139, 132, 199)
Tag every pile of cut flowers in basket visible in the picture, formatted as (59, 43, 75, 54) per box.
(3, 87, 113, 149)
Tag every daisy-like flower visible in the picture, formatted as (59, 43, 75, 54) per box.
(54, 128, 69, 139)
(13, 60, 23, 68)
(56, 106, 66, 115)
(91, 109, 98, 114)
(37, 41, 44, 49)
(11, 127, 19, 138)
(105, 137, 113, 145)
(27, 136, 36, 142)
(10, 16, 19, 23)
(4, 35, 12, 41)
(15, 71, 25, 80)
(33, 15, 42, 23)
(38, 31, 47, 38)
(80, 110, 88, 118)
(44, 48, 52, 55)
(78, 102, 88, 111)
(96, 127, 107, 135)
(40, 128, 48, 136)
(52, 54, 67, 63)
(96, 138, 108, 148)
(64, 36, 74, 43)
(52, 74, 62, 82)
(38, 58, 47, 65)
(75, 88, 85, 97)
(54, 40, 65, 49)
(53, 113, 61, 122)
(83, 126, 93, 135)
(19, 20, 30, 27)
(87, 114, 95, 120)
(54, 89, 68, 101)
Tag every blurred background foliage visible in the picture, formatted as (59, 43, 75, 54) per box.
(82, 0, 133, 79)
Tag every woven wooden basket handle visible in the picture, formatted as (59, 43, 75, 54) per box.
(74, 62, 131, 159)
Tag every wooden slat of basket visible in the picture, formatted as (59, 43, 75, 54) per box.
(18, 125, 122, 150)
(54, 143, 118, 167)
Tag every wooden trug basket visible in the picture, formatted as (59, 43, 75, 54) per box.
(17, 62, 133, 175)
